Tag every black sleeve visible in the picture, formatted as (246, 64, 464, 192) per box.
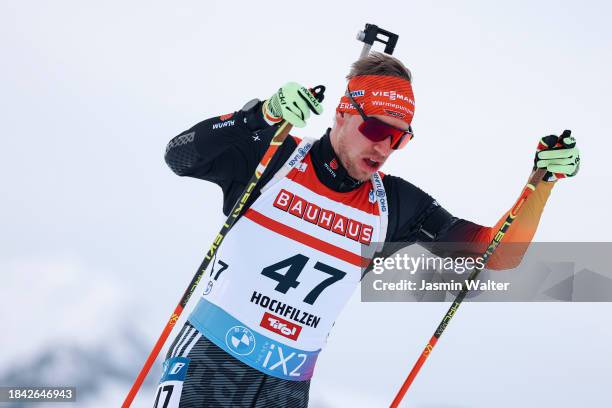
(384, 174, 440, 243)
(164, 99, 270, 180)
(382, 174, 490, 259)
(164, 99, 297, 215)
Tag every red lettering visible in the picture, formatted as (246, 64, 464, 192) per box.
(259, 312, 302, 341)
(303, 203, 321, 224)
(273, 189, 294, 211)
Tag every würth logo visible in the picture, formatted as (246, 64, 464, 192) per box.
(212, 120, 235, 130)
(273, 189, 373, 245)
(260, 312, 302, 341)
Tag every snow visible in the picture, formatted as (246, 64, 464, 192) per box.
(0, 254, 159, 406)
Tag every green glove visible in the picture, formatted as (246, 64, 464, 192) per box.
(533, 130, 580, 182)
(262, 82, 323, 128)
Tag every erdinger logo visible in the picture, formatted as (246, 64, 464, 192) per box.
(260, 312, 302, 341)
(273, 189, 374, 245)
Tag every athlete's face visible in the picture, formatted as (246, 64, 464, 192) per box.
(330, 112, 410, 181)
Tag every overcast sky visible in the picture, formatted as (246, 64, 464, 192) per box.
(1, 1, 611, 407)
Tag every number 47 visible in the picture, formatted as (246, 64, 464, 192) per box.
(261, 254, 346, 305)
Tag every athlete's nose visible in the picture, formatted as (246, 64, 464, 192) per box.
(372, 137, 392, 158)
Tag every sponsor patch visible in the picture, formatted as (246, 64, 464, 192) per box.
(159, 356, 190, 382)
(273, 190, 374, 245)
(384, 109, 406, 119)
(212, 120, 235, 130)
(260, 312, 302, 341)
(225, 326, 256, 356)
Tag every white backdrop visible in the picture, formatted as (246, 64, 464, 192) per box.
(1, 0, 610, 407)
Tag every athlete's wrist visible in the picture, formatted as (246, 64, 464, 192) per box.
(262, 98, 283, 126)
(240, 98, 271, 132)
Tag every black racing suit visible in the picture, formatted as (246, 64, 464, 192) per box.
(158, 99, 550, 407)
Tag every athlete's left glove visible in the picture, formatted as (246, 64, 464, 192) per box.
(262, 82, 323, 128)
(533, 130, 580, 182)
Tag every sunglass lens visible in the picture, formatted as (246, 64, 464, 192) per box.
(393, 133, 411, 149)
(359, 119, 398, 142)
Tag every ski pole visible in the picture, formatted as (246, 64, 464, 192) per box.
(121, 87, 325, 408)
(389, 167, 548, 407)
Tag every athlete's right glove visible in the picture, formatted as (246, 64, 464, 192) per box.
(262, 82, 323, 128)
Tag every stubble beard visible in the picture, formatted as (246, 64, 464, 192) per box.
(336, 136, 371, 182)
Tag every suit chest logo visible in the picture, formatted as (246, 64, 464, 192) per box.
(273, 189, 373, 245)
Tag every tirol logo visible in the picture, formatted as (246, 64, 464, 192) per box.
(349, 90, 365, 98)
(260, 312, 302, 341)
(273, 189, 374, 245)
(225, 326, 256, 356)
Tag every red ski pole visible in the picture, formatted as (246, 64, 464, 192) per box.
(121, 86, 324, 407)
(390, 166, 548, 407)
